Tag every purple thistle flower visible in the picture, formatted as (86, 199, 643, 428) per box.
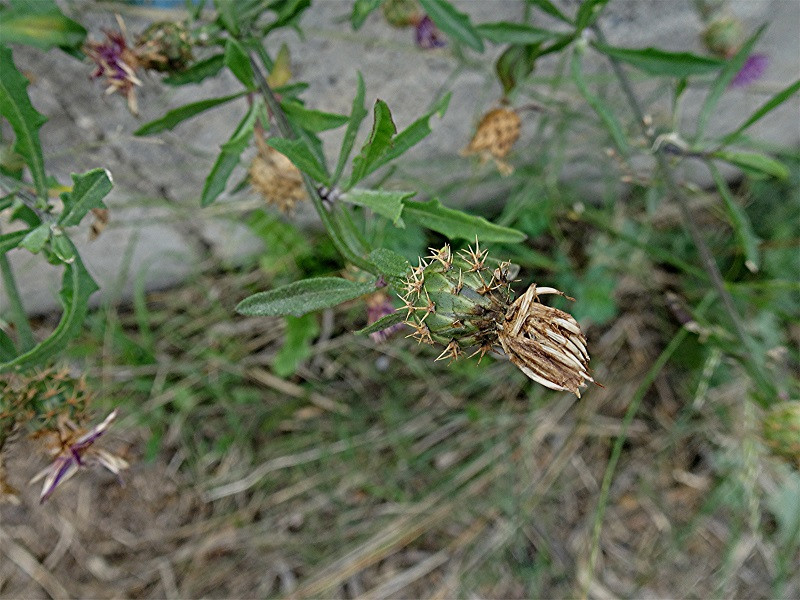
(84, 30, 142, 115)
(415, 15, 446, 50)
(730, 53, 769, 88)
(30, 410, 128, 503)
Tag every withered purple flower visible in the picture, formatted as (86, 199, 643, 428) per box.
(84, 30, 142, 115)
(366, 293, 405, 343)
(730, 53, 769, 88)
(30, 409, 128, 503)
(415, 15, 446, 49)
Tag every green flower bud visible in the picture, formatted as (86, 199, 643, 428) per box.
(382, 0, 422, 27)
(399, 242, 593, 396)
(762, 402, 800, 465)
(702, 16, 743, 58)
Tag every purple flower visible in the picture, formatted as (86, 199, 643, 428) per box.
(30, 410, 128, 503)
(415, 15, 446, 50)
(366, 293, 405, 343)
(84, 30, 142, 115)
(730, 53, 769, 88)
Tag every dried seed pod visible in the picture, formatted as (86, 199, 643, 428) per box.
(461, 107, 521, 175)
(249, 137, 305, 213)
(399, 242, 593, 395)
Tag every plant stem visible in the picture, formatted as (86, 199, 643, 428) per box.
(591, 24, 774, 397)
(248, 53, 375, 274)
(0, 251, 34, 352)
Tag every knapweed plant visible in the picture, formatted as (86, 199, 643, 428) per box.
(2, 0, 799, 505)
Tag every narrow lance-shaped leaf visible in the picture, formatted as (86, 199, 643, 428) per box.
(201, 102, 258, 206)
(696, 24, 767, 142)
(0, 229, 28, 255)
(236, 277, 377, 317)
(58, 168, 113, 227)
(591, 43, 724, 77)
(267, 137, 330, 185)
(357, 311, 404, 336)
(350, 0, 382, 30)
(571, 44, 629, 156)
(0, 45, 48, 198)
(708, 163, 760, 272)
(403, 198, 527, 243)
(0, 0, 86, 50)
(477, 22, 561, 45)
(575, 0, 611, 30)
(134, 91, 248, 136)
(342, 188, 413, 226)
(333, 72, 368, 186)
(527, 0, 573, 24)
(347, 100, 397, 188)
(0, 246, 99, 372)
(720, 78, 800, 146)
(281, 101, 349, 133)
(224, 38, 255, 89)
(418, 0, 484, 52)
(710, 150, 789, 180)
(163, 54, 225, 86)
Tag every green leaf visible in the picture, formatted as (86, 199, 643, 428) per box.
(767, 472, 800, 548)
(418, 0, 484, 52)
(477, 22, 560, 45)
(224, 38, 255, 89)
(0, 246, 98, 372)
(708, 163, 760, 272)
(592, 43, 724, 77)
(50, 231, 75, 263)
(0, 329, 16, 361)
(163, 54, 225, 86)
(214, 0, 240, 36)
(267, 137, 330, 185)
(0, 229, 27, 254)
(333, 72, 368, 185)
(363, 93, 450, 176)
(273, 314, 319, 377)
(236, 277, 377, 317)
(19, 222, 50, 253)
(496, 43, 541, 94)
(720, 78, 800, 145)
(527, 0, 572, 24)
(696, 25, 767, 142)
(711, 150, 789, 180)
(348, 100, 397, 186)
(571, 45, 629, 155)
(350, 0, 382, 30)
(0, 45, 47, 198)
(402, 198, 527, 243)
(58, 168, 113, 227)
(134, 92, 248, 136)
(357, 311, 404, 336)
(281, 101, 349, 133)
(0, 1, 85, 50)
(368, 248, 411, 278)
(201, 103, 258, 206)
(575, 0, 610, 30)
(342, 188, 413, 225)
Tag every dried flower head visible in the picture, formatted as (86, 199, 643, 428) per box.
(84, 25, 142, 115)
(134, 20, 193, 73)
(30, 409, 128, 503)
(461, 107, 521, 175)
(399, 241, 593, 396)
(250, 136, 305, 213)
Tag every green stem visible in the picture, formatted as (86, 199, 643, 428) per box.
(248, 53, 375, 274)
(591, 24, 774, 397)
(0, 251, 34, 352)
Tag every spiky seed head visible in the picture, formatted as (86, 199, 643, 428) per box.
(762, 402, 800, 465)
(398, 242, 593, 396)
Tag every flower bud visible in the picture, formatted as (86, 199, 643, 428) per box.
(399, 242, 593, 396)
(701, 15, 743, 58)
(762, 402, 800, 465)
(382, 0, 421, 27)
(135, 21, 194, 73)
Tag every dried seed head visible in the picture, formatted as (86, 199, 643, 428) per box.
(134, 20, 193, 73)
(84, 25, 142, 115)
(397, 242, 593, 396)
(461, 107, 521, 175)
(250, 137, 305, 213)
(498, 285, 593, 397)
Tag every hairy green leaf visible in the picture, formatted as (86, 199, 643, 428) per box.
(201, 103, 258, 206)
(267, 137, 330, 185)
(592, 43, 724, 77)
(477, 22, 560, 45)
(575, 0, 610, 30)
(236, 277, 377, 317)
(0, 229, 27, 254)
(527, 0, 572, 24)
(224, 38, 254, 89)
(333, 72, 368, 185)
(0, 1, 85, 50)
(342, 188, 413, 225)
(418, 0, 484, 52)
(134, 92, 247, 136)
(348, 100, 397, 186)
(281, 101, 349, 133)
(59, 168, 113, 227)
(357, 311, 404, 336)
(368, 248, 411, 278)
(19, 222, 50, 253)
(0, 45, 47, 197)
(403, 198, 527, 243)
(163, 54, 226, 86)
(0, 246, 98, 372)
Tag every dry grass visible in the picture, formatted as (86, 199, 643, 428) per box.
(1, 267, 798, 599)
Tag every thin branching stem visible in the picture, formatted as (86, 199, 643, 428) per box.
(591, 24, 773, 397)
(248, 53, 375, 274)
(0, 248, 34, 352)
